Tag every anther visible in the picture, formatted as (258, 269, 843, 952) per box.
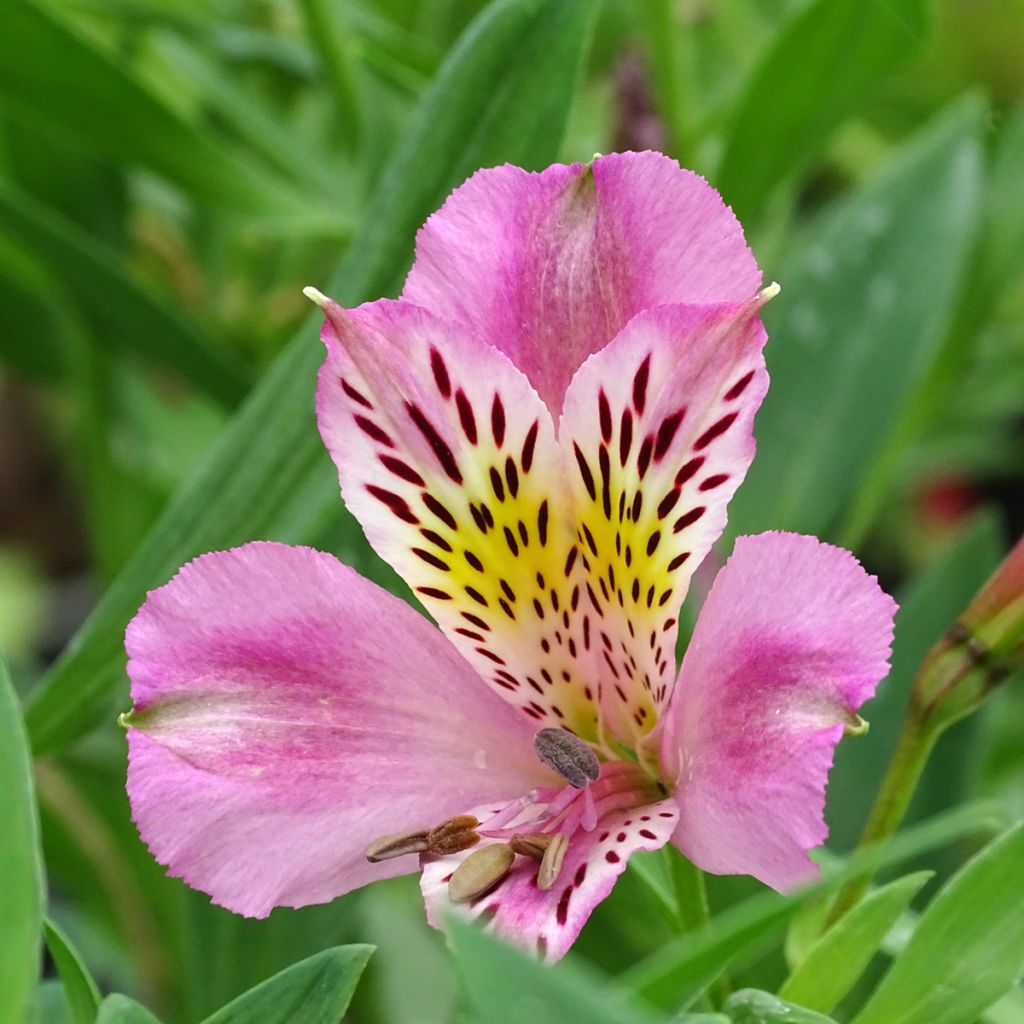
(533, 727, 601, 789)
(537, 833, 569, 891)
(448, 844, 515, 903)
(365, 828, 430, 863)
(509, 833, 554, 860)
(427, 815, 481, 856)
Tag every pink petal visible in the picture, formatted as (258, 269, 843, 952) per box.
(558, 299, 769, 744)
(125, 542, 549, 917)
(402, 151, 762, 414)
(315, 297, 603, 739)
(420, 796, 678, 961)
(659, 533, 898, 890)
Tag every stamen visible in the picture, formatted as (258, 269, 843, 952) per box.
(448, 844, 515, 903)
(365, 828, 429, 863)
(427, 815, 481, 855)
(533, 728, 601, 788)
(509, 833, 554, 860)
(537, 834, 569, 891)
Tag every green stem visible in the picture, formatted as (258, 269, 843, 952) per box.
(668, 852, 731, 1008)
(828, 710, 939, 924)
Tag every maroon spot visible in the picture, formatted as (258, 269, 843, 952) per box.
(637, 437, 653, 478)
(659, 811, 673, 818)
(581, 523, 598, 556)
(574, 864, 587, 886)
(540, 637, 550, 652)
(605, 850, 621, 864)
(521, 420, 539, 472)
(694, 410, 739, 450)
(465, 586, 489, 606)
(455, 390, 477, 443)
(441, 872, 453, 883)
(598, 446, 612, 519)
(675, 456, 705, 485)
(673, 506, 706, 532)
(341, 378, 372, 408)
(429, 347, 451, 399)
(455, 627, 484, 641)
(464, 550, 484, 571)
(476, 647, 506, 665)
(528, 677, 544, 694)
(417, 586, 451, 600)
(598, 390, 613, 442)
(491, 394, 506, 447)
(617, 832, 627, 842)
(641, 816, 650, 822)
(462, 612, 489, 630)
(379, 454, 425, 486)
(499, 599, 516, 620)
(658, 588, 672, 606)
(478, 903, 501, 924)
(489, 466, 506, 502)
(366, 485, 418, 523)
(537, 501, 549, 546)
(725, 369, 755, 401)
(668, 551, 691, 571)
(469, 504, 489, 533)
(534, 599, 546, 620)
(654, 408, 686, 460)
(619, 409, 634, 465)
(494, 676, 517, 691)
(632, 355, 651, 414)
(631, 579, 640, 602)
(646, 530, 661, 556)
(406, 402, 462, 482)
(503, 526, 519, 556)
(420, 528, 452, 552)
(639, 829, 657, 840)
(422, 493, 457, 529)
(657, 487, 682, 519)
(699, 473, 730, 491)
(354, 415, 393, 447)
(412, 547, 450, 571)
(505, 457, 520, 498)
(574, 443, 597, 501)
(518, 520, 529, 546)
(556, 886, 573, 925)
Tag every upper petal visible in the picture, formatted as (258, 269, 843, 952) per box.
(315, 298, 602, 739)
(660, 532, 897, 890)
(558, 299, 769, 745)
(402, 151, 762, 414)
(125, 542, 549, 917)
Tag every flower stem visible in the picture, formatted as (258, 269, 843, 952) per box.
(827, 708, 939, 925)
(667, 851, 732, 1007)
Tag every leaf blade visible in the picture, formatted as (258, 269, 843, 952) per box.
(43, 918, 102, 1024)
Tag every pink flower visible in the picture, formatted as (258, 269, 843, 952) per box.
(123, 152, 897, 961)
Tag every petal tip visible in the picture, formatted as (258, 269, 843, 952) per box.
(303, 285, 331, 309)
(759, 281, 781, 303)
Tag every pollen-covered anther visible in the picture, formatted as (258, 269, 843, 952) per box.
(536, 833, 569, 891)
(533, 727, 601, 789)
(364, 827, 430, 863)
(427, 814, 481, 855)
(509, 832, 554, 860)
(448, 843, 515, 903)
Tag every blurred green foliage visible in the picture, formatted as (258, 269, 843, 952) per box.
(1, 0, 1023, 1022)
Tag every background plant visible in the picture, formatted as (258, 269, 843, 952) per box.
(1, 0, 1022, 1022)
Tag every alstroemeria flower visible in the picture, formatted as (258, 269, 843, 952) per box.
(124, 152, 897, 961)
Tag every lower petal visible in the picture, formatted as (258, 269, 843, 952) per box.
(420, 796, 678, 961)
(125, 542, 549, 917)
(659, 532, 897, 890)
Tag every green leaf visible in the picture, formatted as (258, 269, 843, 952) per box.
(448, 918, 662, 1024)
(0, 0, 311, 217)
(780, 872, 932, 1013)
(96, 995, 163, 1024)
(25, 0, 597, 754)
(0, 182, 251, 406)
(0, 658, 45, 1024)
(623, 801, 1005, 1013)
(853, 823, 1024, 1024)
(44, 918, 101, 1024)
(199, 946, 373, 1024)
(729, 96, 985, 540)
(717, 0, 930, 221)
(723, 990, 837, 1023)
